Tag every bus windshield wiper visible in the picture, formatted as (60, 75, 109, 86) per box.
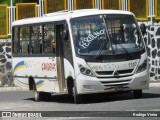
(118, 44, 133, 59)
(95, 39, 105, 59)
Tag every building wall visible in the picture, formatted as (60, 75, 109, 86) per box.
(0, 39, 12, 86)
(0, 25, 160, 86)
(144, 25, 160, 82)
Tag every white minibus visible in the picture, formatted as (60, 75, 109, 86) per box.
(12, 9, 150, 104)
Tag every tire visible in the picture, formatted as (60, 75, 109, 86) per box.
(67, 80, 74, 96)
(33, 83, 44, 102)
(43, 93, 51, 101)
(73, 82, 82, 104)
(134, 90, 143, 98)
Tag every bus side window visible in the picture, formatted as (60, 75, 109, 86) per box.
(44, 24, 56, 55)
(19, 26, 30, 55)
(31, 25, 42, 54)
(63, 25, 73, 64)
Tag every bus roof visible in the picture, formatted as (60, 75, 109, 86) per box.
(12, 9, 133, 26)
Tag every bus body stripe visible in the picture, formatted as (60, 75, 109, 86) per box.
(14, 61, 25, 72)
(15, 78, 44, 89)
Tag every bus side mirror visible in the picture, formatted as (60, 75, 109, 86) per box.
(140, 23, 146, 36)
(63, 23, 69, 41)
(63, 29, 69, 41)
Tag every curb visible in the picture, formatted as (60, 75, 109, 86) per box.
(0, 87, 28, 92)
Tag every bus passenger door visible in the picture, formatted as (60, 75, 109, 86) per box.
(56, 23, 74, 93)
(56, 24, 66, 92)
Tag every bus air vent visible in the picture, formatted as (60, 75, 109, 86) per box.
(100, 79, 131, 87)
(96, 69, 133, 75)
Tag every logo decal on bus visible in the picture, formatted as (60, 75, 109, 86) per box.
(35, 80, 44, 88)
(14, 61, 25, 73)
(14, 78, 44, 89)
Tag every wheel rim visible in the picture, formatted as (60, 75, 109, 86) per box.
(33, 84, 39, 101)
(34, 90, 38, 100)
(72, 84, 77, 101)
(73, 86, 75, 96)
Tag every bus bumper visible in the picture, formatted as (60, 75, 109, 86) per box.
(75, 69, 150, 94)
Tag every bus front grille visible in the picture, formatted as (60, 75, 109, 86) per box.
(96, 69, 133, 76)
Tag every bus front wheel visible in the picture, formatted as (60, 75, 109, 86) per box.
(73, 83, 82, 104)
(134, 90, 143, 98)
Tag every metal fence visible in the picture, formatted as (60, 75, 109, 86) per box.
(102, 0, 121, 10)
(0, 0, 159, 38)
(16, 3, 38, 20)
(44, 0, 67, 14)
(128, 0, 148, 20)
(74, 0, 95, 9)
(155, 0, 160, 19)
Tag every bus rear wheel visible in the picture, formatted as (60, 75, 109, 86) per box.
(134, 90, 143, 98)
(33, 83, 44, 102)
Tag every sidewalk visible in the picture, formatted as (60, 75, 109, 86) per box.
(0, 82, 160, 92)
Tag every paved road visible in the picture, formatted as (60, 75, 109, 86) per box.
(0, 88, 160, 119)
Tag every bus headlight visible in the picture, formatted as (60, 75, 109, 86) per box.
(136, 59, 148, 73)
(78, 64, 95, 77)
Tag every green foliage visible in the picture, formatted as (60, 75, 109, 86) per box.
(0, 0, 10, 5)
(0, 0, 39, 5)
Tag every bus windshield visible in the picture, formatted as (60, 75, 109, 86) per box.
(71, 14, 145, 58)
